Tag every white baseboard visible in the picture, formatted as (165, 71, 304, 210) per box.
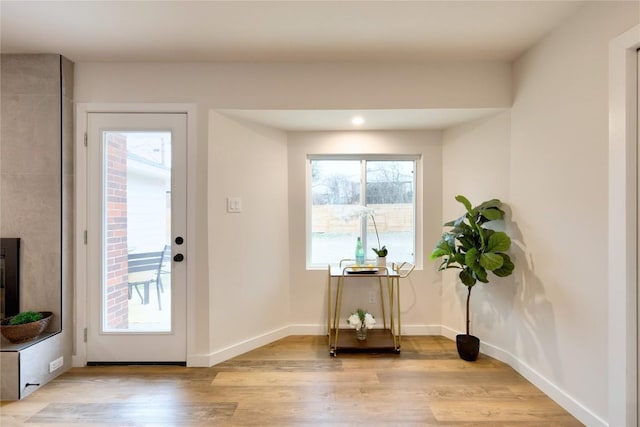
(71, 354, 87, 367)
(439, 325, 605, 427)
(185, 353, 212, 367)
(185, 323, 603, 426)
(189, 326, 290, 367)
(186, 324, 444, 367)
(480, 341, 605, 427)
(286, 323, 444, 336)
(439, 325, 459, 341)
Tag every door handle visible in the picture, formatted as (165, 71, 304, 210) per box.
(173, 253, 184, 262)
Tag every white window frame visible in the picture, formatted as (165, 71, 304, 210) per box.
(306, 154, 420, 269)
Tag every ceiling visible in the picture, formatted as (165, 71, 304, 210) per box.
(218, 108, 507, 131)
(1, 1, 585, 63)
(0, 0, 585, 131)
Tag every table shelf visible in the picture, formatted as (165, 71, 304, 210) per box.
(329, 328, 399, 355)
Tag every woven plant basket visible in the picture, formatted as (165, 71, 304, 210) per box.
(0, 312, 53, 344)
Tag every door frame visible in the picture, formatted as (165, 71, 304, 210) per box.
(73, 103, 197, 367)
(609, 25, 640, 427)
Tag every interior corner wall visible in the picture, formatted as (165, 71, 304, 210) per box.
(440, 110, 511, 341)
(286, 130, 443, 332)
(511, 3, 638, 424)
(207, 111, 290, 356)
(442, 3, 639, 425)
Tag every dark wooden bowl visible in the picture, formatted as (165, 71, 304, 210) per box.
(0, 312, 53, 344)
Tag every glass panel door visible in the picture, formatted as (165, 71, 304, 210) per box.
(86, 112, 186, 363)
(103, 130, 172, 332)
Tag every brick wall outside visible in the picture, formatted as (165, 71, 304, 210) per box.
(105, 133, 129, 329)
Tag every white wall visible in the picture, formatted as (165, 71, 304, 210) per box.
(287, 130, 443, 332)
(75, 62, 511, 110)
(441, 3, 639, 425)
(441, 111, 511, 340)
(608, 23, 640, 427)
(208, 112, 290, 358)
(74, 61, 510, 362)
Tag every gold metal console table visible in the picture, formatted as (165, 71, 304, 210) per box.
(326, 260, 414, 356)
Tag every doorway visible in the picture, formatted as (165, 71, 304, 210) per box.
(85, 112, 187, 363)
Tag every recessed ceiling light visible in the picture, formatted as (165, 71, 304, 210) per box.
(351, 116, 365, 126)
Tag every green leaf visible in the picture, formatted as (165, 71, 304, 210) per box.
(479, 252, 504, 271)
(438, 258, 452, 270)
(443, 232, 457, 245)
(493, 254, 515, 277)
(441, 259, 454, 270)
(476, 199, 502, 211)
(486, 232, 511, 253)
(473, 266, 489, 283)
(455, 195, 473, 213)
(453, 215, 466, 227)
(452, 223, 472, 238)
(430, 248, 448, 259)
(459, 269, 476, 287)
(430, 236, 455, 259)
(458, 236, 475, 251)
(453, 253, 465, 265)
(475, 226, 487, 243)
(465, 247, 479, 269)
(480, 208, 504, 221)
(444, 213, 467, 228)
(8, 311, 43, 325)
(372, 246, 388, 257)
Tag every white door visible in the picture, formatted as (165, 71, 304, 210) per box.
(86, 113, 187, 363)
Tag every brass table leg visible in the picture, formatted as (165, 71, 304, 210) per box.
(327, 267, 332, 348)
(396, 275, 402, 351)
(378, 277, 387, 330)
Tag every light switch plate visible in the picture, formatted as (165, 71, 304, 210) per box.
(227, 197, 242, 213)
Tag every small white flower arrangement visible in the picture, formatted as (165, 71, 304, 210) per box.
(347, 308, 376, 331)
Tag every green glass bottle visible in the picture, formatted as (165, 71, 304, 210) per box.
(355, 237, 365, 265)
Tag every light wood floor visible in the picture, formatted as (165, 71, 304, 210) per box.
(0, 335, 582, 426)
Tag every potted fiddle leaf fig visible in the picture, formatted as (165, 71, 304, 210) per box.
(430, 195, 515, 361)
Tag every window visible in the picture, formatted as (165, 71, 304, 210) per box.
(308, 156, 416, 267)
